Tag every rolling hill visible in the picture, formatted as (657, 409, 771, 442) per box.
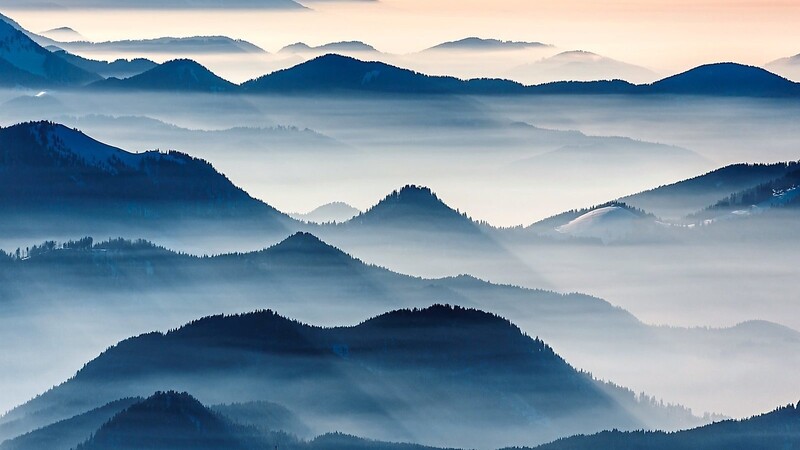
(508, 50, 658, 85)
(647, 62, 800, 97)
(279, 41, 379, 54)
(241, 54, 526, 94)
(424, 37, 551, 52)
(0, 306, 699, 449)
(0, 233, 797, 447)
(290, 202, 362, 223)
(74, 392, 257, 450)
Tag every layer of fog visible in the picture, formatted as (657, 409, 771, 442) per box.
(1, 227, 799, 422)
(480, 95, 800, 167)
(1, 88, 799, 427)
(0, 89, 722, 226)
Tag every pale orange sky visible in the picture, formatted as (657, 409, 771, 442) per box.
(5, 0, 800, 75)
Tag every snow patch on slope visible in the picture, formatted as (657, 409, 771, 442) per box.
(27, 123, 183, 173)
(556, 206, 640, 243)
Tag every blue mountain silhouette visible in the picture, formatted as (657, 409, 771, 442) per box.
(92, 59, 237, 92)
(647, 62, 800, 97)
(242, 54, 525, 94)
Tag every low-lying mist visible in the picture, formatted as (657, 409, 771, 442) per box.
(0, 89, 734, 225)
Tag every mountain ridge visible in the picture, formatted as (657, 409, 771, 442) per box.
(0, 18, 100, 87)
(90, 58, 237, 92)
(425, 37, 551, 51)
(3, 305, 700, 449)
(0, 121, 295, 237)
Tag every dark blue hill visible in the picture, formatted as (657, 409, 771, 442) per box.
(91, 59, 237, 92)
(242, 54, 525, 95)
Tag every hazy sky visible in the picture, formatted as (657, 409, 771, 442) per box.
(6, 0, 800, 76)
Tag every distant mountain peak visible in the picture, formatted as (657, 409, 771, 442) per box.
(279, 42, 312, 52)
(75, 391, 246, 450)
(130, 390, 204, 411)
(267, 231, 336, 252)
(92, 58, 236, 92)
(279, 40, 377, 54)
(649, 62, 799, 96)
(321, 40, 377, 51)
(155, 58, 218, 73)
(364, 184, 454, 213)
(557, 49, 598, 56)
(427, 36, 551, 51)
(346, 184, 481, 232)
(249, 232, 364, 268)
(368, 304, 514, 327)
(392, 184, 438, 200)
(548, 50, 604, 61)
(313, 52, 357, 63)
(40, 26, 84, 41)
(288, 201, 361, 223)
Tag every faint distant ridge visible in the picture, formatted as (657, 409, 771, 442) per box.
(426, 37, 552, 51)
(55, 35, 266, 55)
(766, 53, 800, 81)
(289, 201, 361, 223)
(0, 12, 265, 57)
(40, 26, 84, 41)
(279, 41, 379, 54)
(768, 53, 800, 67)
(211, 400, 311, 438)
(91, 59, 238, 92)
(508, 50, 658, 85)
